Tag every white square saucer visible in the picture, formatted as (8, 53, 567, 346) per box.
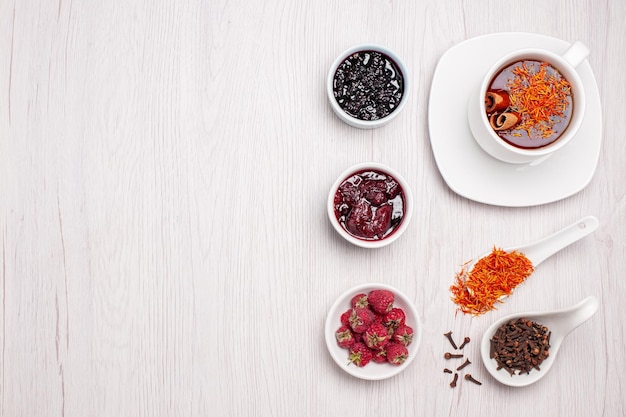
(428, 33, 602, 207)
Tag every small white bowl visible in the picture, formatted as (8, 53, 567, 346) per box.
(325, 283, 422, 380)
(327, 44, 410, 129)
(327, 162, 413, 249)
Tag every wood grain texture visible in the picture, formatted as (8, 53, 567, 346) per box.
(1, 0, 625, 416)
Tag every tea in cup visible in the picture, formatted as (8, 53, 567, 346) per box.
(468, 41, 589, 164)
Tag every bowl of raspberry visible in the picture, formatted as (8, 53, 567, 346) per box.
(328, 162, 413, 248)
(327, 44, 410, 129)
(325, 283, 422, 380)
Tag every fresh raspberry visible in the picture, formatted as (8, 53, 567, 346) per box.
(368, 289, 395, 315)
(349, 307, 375, 333)
(386, 343, 409, 365)
(371, 347, 387, 363)
(350, 293, 369, 309)
(393, 324, 414, 346)
(383, 307, 406, 328)
(348, 343, 373, 367)
(335, 325, 356, 349)
(337, 289, 414, 367)
(340, 309, 352, 327)
(363, 322, 390, 350)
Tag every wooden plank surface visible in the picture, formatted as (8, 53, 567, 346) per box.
(1, 0, 624, 415)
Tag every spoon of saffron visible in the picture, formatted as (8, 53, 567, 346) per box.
(451, 216, 599, 314)
(480, 296, 599, 387)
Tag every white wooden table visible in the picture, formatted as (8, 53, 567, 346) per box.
(2, 1, 625, 415)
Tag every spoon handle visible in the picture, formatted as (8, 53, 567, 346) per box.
(514, 216, 599, 267)
(552, 296, 600, 334)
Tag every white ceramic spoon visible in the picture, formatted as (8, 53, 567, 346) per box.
(501, 215, 599, 269)
(480, 296, 599, 387)
(462, 216, 599, 294)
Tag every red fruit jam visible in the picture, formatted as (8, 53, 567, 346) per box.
(333, 169, 405, 241)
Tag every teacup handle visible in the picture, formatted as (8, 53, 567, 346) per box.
(561, 41, 590, 68)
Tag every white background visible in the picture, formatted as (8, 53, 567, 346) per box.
(1, 0, 624, 416)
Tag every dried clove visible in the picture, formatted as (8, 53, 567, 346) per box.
(464, 374, 482, 385)
(459, 336, 471, 349)
(490, 317, 551, 376)
(444, 331, 458, 349)
(456, 358, 471, 371)
(442, 330, 481, 388)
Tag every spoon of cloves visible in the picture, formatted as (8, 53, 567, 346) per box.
(451, 216, 599, 315)
(480, 296, 599, 387)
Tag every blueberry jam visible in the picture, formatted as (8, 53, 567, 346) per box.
(332, 50, 404, 121)
(333, 169, 405, 241)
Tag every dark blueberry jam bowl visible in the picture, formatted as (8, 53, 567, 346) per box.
(327, 44, 410, 129)
(327, 162, 413, 248)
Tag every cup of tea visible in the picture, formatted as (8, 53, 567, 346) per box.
(468, 41, 590, 164)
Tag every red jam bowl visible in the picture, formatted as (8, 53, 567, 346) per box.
(327, 162, 413, 248)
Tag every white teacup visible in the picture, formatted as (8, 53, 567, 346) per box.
(468, 41, 590, 164)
